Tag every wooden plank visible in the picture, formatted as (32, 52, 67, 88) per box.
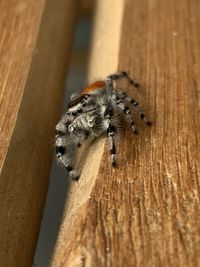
(0, 0, 44, 171)
(51, 0, 200, 266)
(0, 0, 76, 266)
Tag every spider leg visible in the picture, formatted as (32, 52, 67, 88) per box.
(56, 109, 99, 180)
(55, 124, 79, 181)
(116, 91, 152, 126)
(105, 71, 139, 88)
(104, 106, 117, 166)
(112, 95, 138, 134)
(55, 141, 79, 181)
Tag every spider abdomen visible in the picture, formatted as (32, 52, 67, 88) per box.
(81, 80, 106, 95)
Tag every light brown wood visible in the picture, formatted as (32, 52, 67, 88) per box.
(0, 0, 76, 266)
(51, 0, 200, 266)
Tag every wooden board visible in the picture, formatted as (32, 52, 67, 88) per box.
(0, 0, 76, 266)
(51, 0, 200, 266)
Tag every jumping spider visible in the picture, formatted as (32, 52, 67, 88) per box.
(55, 71, 151, 181)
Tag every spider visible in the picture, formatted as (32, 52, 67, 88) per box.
(55, 71, 151, 181)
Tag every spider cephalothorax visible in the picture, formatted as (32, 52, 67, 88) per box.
(55, 71, 151, 181)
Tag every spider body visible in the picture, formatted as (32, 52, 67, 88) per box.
(55, 71, 151, 181)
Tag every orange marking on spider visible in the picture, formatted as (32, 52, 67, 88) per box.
(81, 80, 106, 95)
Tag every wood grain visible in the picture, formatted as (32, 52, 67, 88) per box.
(0, 0, 76, 266)
(51, 0, 200, 266)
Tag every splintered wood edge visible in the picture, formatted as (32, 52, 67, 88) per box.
(51, 0, 125, 265)
(0, 0, 76, 266)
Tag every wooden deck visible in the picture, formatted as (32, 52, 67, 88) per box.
(0, 0, 200, 266)
(51, 0, 200, 266)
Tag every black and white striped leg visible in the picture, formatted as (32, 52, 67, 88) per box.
(56, 145, 79, 181)
(116, 91, 152, 126)
(114, 98, 138, 134)
(104, 107, 117, 166)
(129, 98, 152, 126)
(107, 125, 117, 167)
(55, 128, 79, 181)
(105, 71, 139, 88)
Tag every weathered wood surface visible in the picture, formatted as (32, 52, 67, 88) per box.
(52, 0, 200, 266)
(0, 0, 76, 266)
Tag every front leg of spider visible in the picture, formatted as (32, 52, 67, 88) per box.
(55, 125, 80, 181)
(55, 95, 98, 181)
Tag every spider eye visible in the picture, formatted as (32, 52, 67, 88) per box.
(84, 94, 89, 99)
(81, 94, 89, 102)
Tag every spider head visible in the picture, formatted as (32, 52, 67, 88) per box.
(68, 94, 89, 109)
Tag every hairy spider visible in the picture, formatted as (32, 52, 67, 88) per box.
(55, 71, 151, 181)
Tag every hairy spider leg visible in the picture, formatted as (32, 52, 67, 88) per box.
(105, 71, 139, 88)
(104, 106, 117, 166)
(55, 131, 79, 181)
(112, 92, 138, 134)
(116, 91, 152, 126)
(56, 107, 102, 180)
